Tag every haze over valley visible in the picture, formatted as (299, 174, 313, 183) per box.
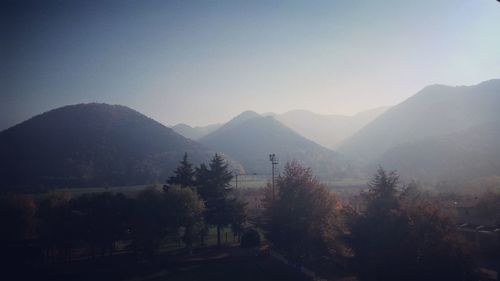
(2, 1, 500, 280)
(2, 79, 500, 190)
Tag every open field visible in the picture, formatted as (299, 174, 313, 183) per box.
(15, 245, 312, 281)
(32, 176, 368, 199)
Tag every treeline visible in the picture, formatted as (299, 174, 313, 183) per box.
(0, 153, 247, 266)
(261, 162, 483, 281)
(1, 155, 497, 280)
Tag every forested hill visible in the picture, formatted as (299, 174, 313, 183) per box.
(377, 121, 500, 183)
(171, 123, 221, 140)
(199, 111, 354, 180)
(337, 79, 500, 183)
(338, 79, 500, 164)
(0, 103, 212, 190)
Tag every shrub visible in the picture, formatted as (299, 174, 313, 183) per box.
(240, 228, 261, 248)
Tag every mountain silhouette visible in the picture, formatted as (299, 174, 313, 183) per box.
(199, 111, 353, 180)
(0, 103, 212, 190)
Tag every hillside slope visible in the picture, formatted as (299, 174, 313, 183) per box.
(377, 121, 500, 183)
(338, 79, 500, 164)
(171, 123, 221, 140)
(0, 103, 212, 190)
(199, 112, 353, 180)
(276, 107, 388, 149)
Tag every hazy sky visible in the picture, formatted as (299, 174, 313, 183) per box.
(1, 0, 499, 130)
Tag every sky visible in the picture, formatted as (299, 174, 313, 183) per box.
(1, 0, 500, 130)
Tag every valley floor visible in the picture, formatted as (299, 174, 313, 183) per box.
(12, 245, 318, 281)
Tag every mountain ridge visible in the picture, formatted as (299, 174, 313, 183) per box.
(199, 113, 353, 180)
(0, 103, 213, 190)
(338, 79, 500, 164)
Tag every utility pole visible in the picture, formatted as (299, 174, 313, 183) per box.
(269, 154, 279, 200)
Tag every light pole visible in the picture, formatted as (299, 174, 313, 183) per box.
(269, 154, 279, 200)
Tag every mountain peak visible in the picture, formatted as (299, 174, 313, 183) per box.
(230, 110, 260, 123)
(338, 78, 500, 167)
(0, 103, 211, 190)
(199, 110, 349, 180)
(171, 122, 222, 140)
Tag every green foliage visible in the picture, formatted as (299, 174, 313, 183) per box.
(128, 184, 207, 256)
(476, 191, 500, 225)
(130, 187, 168, 256)
(164, 186, 205, 248)
(196, 154, 233, 202)
(349, 168, 478, 281)
(0, 194, 36, 242)
(263, 161, 345, 262)
(166, 153, 196, 188)
(240, 228, 261, 248)
(196, 154, 236, 247)
(228, 198, 247, 238)
(38, 192, 76, 254)
(366, 167, 400, 214)
(70, 192, 131, 256)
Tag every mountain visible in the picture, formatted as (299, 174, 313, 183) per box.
(338, 79, 500, 165)
(335, 79, 500, 183)
(0, 103, 212, 190)
(275, 107, 388, 149)
(199, 111, 353, 180)
(171, 123, 221, 140)
(377, 121, 500, 183)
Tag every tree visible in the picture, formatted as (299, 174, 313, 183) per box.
(70, 192, 131, 258)
(130, 187, 166, 257)
(240, 228, 261, 248)
(38, 192, 76, 262)
(262, 161, 345, 264)
(164, 186, 205, 249)
(196, 154, 234, 247)
(366, 167, 400, 214)
(166, 152, 196, 189)
(0, 194, 36, 242)
(476, 191, 500, 225)
(0, 194, 38, 270)
(348, 168, 478, 281)
(228, 199, 247, 242)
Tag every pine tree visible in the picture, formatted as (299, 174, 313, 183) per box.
(166, 153, 195, 189)
(366, 167, 399, 214)
(196, 154, 234, 247)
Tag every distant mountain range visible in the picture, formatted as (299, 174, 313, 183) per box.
(275, 107, 388, 149)
(171, 123, 222, 140)
(172, 108, 388, 149)
(2, 78, 499, 190)
(338, 79, 500, 183)
(199, 111, 353, 180)
(377, 121, 500, 183)
(0, 103, 213, 190)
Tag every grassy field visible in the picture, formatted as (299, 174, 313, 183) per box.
(149, 247, 311, 281)
(234, 175, 269, 189)
(46, 184, 156, 198)
(327, 178, 368, 187)
(36, 175, 367, 199)
(26, 245, 311, 281)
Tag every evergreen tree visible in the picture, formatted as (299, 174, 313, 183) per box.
(196, 154, 234, 247)
(349, 168, 477, 281)
(166, 153, 195, 189)
(366, 167, 400, 214)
